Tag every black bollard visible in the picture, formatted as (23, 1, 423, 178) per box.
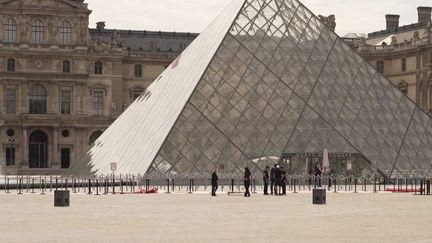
(96, 179, 100, 195)
(420, 180, 424, 195)
(166, 178, 170, 194)
(18, 178, 22, 195)
(188, 179, 192, 194)
(41, 179, 45, 195)
(88, 179, 92, 195)
(354, 178, 358, 193)
(31, 178, 35, 193)
(112, 177, 115, 194)
(231, 179, 235, 192)
(427, 180, 431, 195)
(73, 179, 76, 193)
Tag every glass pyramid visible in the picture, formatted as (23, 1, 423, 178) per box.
(69, 0, 432, 178)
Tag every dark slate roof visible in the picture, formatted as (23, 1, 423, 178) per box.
(89, 28, 199, 52)
(367, 22, 426, 38)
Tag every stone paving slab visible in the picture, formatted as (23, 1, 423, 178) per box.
(0, 192, 431, 243)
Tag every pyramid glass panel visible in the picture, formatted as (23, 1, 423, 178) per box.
(69, 0, 432, 179)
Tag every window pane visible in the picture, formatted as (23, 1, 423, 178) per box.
(6, 147, 15, 166)
(4, 18, 17, 43)
(95, 62, 102, 74)
(135, 64, 142, 77)
(63, 60, 71, 73)
(59, 21, 72, 45)
(7, 58, 15, 72)
(32, 19, 44, 44)
(5, 88, 16, 113)
(61, 89, 71, 114)
(29, 84, 47, 114)
(93, 90, 104, 115)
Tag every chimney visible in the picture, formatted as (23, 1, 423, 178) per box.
(418, 7, 432, 24)
(385, 14, 400, 30)
(96, 21, 106, 30)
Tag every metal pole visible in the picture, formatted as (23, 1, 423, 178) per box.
(354, 178, 357, 193)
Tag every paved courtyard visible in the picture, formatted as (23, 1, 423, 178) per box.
(0, 191, 431, 243)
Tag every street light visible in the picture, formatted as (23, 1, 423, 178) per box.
(6, 137, 16, 175)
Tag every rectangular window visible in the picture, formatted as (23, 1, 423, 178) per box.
(93, 90, 104, 115)
(60, 89, 71, 114)
(5, 88, 16, 113)
(61, 148, 70, 169)
(6, 147, 15, 166)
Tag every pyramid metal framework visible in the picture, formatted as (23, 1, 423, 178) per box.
(70, 0, 432, 178)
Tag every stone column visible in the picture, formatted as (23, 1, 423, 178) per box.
(52, 128, 60, 169)
(21, 127, 28, 168)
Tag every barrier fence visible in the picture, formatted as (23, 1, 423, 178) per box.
(0, 175, 432, 195)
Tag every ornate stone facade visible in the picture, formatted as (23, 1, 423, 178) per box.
(349, 7, 432, 113)
(0, 0, 197, 174)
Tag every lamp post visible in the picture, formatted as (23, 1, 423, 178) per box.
(6, 137, 16, 175)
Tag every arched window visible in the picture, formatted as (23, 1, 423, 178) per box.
(134, 64, 142, 78)
(7, 58, 15, 72)
(376, 60, 384, 74)
(398, 81, 408, 95)
(89, 130, 103, 146)
(28, 130, 48, 168)
(29, 84, 47, 114)
(401, 58, 407, 72)
(3, 18, 17, 43)
(31, 19, 44, 44)
(59, 20, 72, 45)
(95, 61, 103, 75)
(63, 60, 71, 73)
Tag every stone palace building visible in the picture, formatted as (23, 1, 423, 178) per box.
(0, 0, 196, 174)
(352, 7, 432, 112)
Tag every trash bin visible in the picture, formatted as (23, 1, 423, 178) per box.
(313, 188, 326, 204)
(54, 190, 70, 207)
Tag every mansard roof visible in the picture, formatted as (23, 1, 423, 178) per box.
(89, 28, 198, 52)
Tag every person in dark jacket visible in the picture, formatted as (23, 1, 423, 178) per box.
(244, 167, 251, 197)
(263, 166, 269, 195)
(314, 162, 322, 188)
(211, 169, 218, 196)
(270, 164, 276, 195)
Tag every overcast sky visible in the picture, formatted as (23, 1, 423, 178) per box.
(86, 0, 431, 36)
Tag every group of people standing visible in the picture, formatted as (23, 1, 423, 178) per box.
(211, 167, 253, 197)
(263, 165, 287, 195)
(211, 165, 288, 197)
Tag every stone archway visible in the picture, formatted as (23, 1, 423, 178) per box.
(89, 130, 103, 146)
(28, 130, 48, 168)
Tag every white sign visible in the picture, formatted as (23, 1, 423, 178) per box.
(347, 161, 352, 171)
(111, 162, 117, 171)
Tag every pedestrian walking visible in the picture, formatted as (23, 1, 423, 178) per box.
(270, 164, 276, 195)
(244, 167, 251, 197)
(211, 169, 218, 196)
(263, 166, 269, 195)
